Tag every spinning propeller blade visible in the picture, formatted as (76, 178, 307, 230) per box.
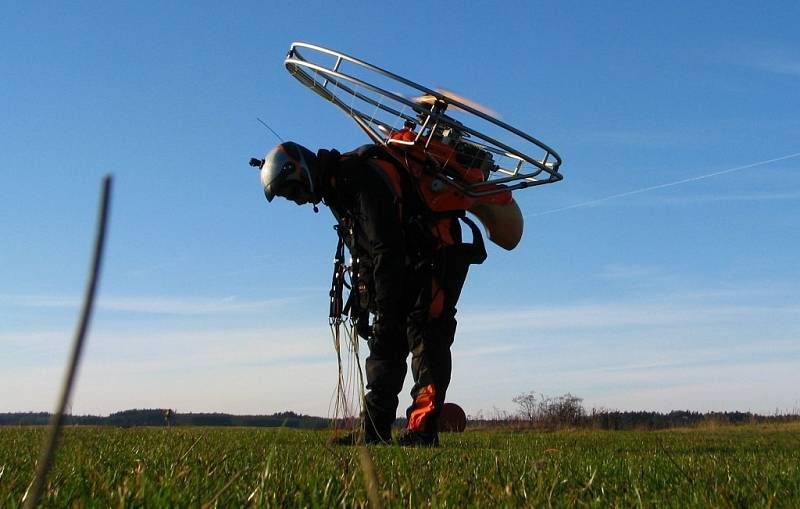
(414, 88, 502, 120)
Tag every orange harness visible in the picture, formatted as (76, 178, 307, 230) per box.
(388, 129, 513, 212)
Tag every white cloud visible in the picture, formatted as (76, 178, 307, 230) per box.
(452, 342, 800, 415)
(594, 264, 664, 280)
(456, 301, 797, 334)
(738, 43, 800, 77)
(589, 361, 800, 413)
(0, 322, 343, 414)
(3, 288, 799, 416)
(0, 293, 298, 315)
(526, 153, 800, 218)
(0, 330, 71, 348)
(654, 190, 800, 206)
(448, 293, 800, 415)
(571, 129, 683, 148)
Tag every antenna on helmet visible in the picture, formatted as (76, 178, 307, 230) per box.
(249, 117, 285, 170)
(256, 117, 284, 143)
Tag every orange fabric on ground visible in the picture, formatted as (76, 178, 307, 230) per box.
(407, 384, 437, 431)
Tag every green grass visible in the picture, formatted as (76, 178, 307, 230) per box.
(2, 423, 799, 507)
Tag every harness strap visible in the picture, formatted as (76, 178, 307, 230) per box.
(329, 226, 347, 320)
(459, 215, 487, 265)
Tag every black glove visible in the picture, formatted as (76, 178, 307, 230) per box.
(355, 312, 373, 340)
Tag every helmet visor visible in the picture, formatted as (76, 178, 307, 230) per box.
(261, 142, 315, 203)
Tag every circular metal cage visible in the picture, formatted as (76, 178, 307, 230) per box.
(284, 42, 563, 197)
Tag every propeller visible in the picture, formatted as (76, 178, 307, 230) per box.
(413, 88, 502, 120)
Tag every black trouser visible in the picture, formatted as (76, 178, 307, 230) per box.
(362, 245, 471, 437)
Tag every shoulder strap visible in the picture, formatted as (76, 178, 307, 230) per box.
(459, 215, 487, 265)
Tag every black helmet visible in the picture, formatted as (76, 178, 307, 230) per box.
(258, 142, 319, 203)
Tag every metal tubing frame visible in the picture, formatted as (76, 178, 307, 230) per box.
(284, 42, 563, 196)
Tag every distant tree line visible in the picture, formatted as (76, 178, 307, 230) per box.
(4, 397, 799, 431)
(580, 409, 800, 430)
(468, 391, 800, 431)
(0, 409, 329, 429)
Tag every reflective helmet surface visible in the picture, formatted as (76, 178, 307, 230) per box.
(260, 142, 317, 202)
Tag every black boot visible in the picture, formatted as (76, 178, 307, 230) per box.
(396, 428, 439, 447)
(329, 414, 392, 446)
(329, 429, 391, 446)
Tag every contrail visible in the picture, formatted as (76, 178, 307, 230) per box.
(527, 151, 800, 218)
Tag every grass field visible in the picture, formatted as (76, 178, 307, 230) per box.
(2, 423, 800, 507)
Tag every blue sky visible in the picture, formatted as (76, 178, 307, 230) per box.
(2, 2, 799, 416)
